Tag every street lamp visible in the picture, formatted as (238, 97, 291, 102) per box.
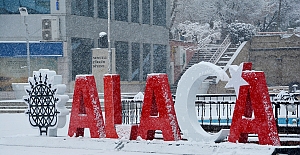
(19, 7, 30, 77)
(107, 0, 111, 74)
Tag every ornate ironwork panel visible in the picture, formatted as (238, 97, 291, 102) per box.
(24, 73, 60, 135)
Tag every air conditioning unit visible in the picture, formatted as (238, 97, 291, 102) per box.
(42, 16, 59, 41)
(42, 30, 52, 40)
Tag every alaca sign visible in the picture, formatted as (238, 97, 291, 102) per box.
(67, 62, 280, 146)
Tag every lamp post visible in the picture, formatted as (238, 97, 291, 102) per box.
(19, 7, 30, 77)
(107, 0, 112, 74)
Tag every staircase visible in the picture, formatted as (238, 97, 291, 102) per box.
(215, 46, 237, 69)
(170, 35, 234, 94)
(169, 47, 215, 94)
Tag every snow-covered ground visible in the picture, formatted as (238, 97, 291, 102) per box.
(0, 113, 298, 155)
(0, 113, 169, 155)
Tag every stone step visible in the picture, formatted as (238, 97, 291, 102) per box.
(0, 101, 27, 106)
(227, 47, 238, 50)
(0, 106, 27, 109)
(0, 99, 74, 113)
(0, 107, 72, 113)
(0, 109, 26, 113)
(217, 61, 229, 64)
(0, 101, 73, 106)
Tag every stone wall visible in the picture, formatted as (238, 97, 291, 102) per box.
(248, 34, 300, 87)
(214, 34, 300, 93)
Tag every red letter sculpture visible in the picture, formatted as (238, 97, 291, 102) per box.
(103, 74, 122, 138)
(68, 75, 106, 138)
(227, 62, 280, 146)
(103, 74, 138, 140)
(138, 74, 181, 141)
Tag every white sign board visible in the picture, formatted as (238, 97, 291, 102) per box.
(92, 48, 109, 93)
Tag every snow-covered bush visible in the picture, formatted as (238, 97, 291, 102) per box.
(171, 21, 222, 46)
(227, 22, 256, 44)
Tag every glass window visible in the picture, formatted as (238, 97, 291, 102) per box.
(131, 0, 139, 23)
(115, 41, 129, 81)
(142, 0, 150, 24)
(0, 0, 50, 14)
(71, 38, 93, 80)
(114, 0, 128, 22)
(131, 43, 140, 81)
(142, 43, 151, 81)
(98, 0, 107, 19)
(71, 0, 94, 17)
(0, 1, 3, 9)
(0, 0, 19, 14)
(153, 44, 166, 73)
(34, 0, 50, 14)
(153, 0, 166, 26)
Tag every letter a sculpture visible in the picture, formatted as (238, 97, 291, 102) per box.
(225, 62, 280, 146)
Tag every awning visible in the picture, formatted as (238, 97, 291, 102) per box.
(0, 41, 63, 57)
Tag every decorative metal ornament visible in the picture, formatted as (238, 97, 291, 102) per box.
(24, 73, 60, 135)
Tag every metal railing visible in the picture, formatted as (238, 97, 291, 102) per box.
(208, 35, 231, 64)
(121, 94, 300, 134)
(121, 99, 143, 124)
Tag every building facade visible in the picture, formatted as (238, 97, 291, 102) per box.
(0, 0, 171, 93)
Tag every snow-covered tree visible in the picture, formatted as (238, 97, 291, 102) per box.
(170, 0, 300, 42)
(170, 21, 222, 47)
(279, 0, 300, 30)
(215, 0, 264, 24)
(256, 0, 300, 31)
(171, 0, 219, 27)
(227, 22, 256, 44)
